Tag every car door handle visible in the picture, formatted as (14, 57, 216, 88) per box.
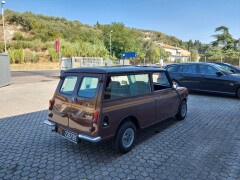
(155, 97, 160, 100)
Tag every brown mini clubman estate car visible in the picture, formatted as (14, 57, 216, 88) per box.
(44, 66, 188, 153)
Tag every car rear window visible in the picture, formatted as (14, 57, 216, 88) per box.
(60, 76, 78, 95)
(78, 77, 99, 98)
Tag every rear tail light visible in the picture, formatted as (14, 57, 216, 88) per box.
(93, 110, 99, 124)
(49, 99, 55, 110)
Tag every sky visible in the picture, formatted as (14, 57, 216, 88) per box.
(4, 0, 240, 44)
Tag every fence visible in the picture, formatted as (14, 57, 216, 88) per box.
(0, 53, 11, 87)
(61, 57, 115, 70)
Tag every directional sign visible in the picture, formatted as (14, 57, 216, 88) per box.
(122, 52, 137, 58)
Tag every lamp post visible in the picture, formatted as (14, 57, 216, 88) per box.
(159, 42, 163, 67)
(109, 30, 113, 60)
(1, 1, 6, 53)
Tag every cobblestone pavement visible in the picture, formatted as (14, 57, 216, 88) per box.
(0, 72, 240, 179)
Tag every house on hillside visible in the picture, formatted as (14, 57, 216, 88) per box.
(158, 43, 191, 62)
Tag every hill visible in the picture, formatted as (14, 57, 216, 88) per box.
(0, 9, 204, 64)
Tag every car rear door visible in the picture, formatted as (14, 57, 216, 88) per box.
(176, 64, 198, 89)
(68, 73, 103, 137)
(50, 74, 78, 128)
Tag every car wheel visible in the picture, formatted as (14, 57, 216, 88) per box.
(176, 100, 187, 120)
(237, 88, 240, 99)
(172, 80, 180, 87)
(114, 121, 136, 154)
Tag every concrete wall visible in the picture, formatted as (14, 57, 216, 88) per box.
(0, 53, 11, 87)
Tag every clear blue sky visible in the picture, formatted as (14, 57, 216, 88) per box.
(5, 0, 240, 44)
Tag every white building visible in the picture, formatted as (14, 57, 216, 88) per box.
(158, 43, 191, 62)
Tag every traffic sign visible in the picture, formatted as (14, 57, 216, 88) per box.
(122, 52, 137, 58)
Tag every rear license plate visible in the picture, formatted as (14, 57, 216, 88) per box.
(57, 127, 79, 144)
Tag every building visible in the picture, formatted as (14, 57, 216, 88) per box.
(158, 43, 191, 62)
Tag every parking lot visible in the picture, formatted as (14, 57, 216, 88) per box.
(0, 71, 240, 179)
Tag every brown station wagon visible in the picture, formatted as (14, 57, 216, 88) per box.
(44, 66, 188, 153)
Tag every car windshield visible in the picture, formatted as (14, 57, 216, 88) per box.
(214, 65, 234, 74)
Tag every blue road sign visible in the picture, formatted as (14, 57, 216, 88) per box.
(122, 52, 137, 58)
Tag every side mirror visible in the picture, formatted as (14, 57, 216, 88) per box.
(216, 72, 223, 77)
(172, 84, 177, 89)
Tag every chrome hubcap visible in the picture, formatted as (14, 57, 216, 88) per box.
(181, 104, 187, 117)
(122, 128, 134, 148)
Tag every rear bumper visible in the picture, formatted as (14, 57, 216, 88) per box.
(44, 119, 101, 143)
(44, 119, 56, 126)
(78, 134, 101, 143)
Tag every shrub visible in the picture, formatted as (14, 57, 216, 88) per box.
(8, 49, 24, 64)
(48, 48, 59, 62)
(23, 49, 40, 63)
(12, 32, 24, 41)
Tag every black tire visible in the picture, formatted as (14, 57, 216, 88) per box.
(237, 88, 240, 99)
(172, 80, 180, 87)
(176, 100, 187, 120)
(113, 121, 137, 154)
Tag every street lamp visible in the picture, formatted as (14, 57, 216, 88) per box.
(109, 30, 113, 60)
(159, 42, 163, 67)
(1, 1, 6, 53)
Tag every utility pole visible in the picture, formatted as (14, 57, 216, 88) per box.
(159, 42, 163, 67)
(109, 30, 113, 60)
(1, 1, 6, 53)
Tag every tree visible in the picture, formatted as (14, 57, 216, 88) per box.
(211, 26, 235, 50)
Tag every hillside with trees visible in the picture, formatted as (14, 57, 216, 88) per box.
(0, 10, 239, 65)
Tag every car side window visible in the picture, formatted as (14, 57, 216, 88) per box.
(78, 77, 99, 98)
(104, 74, 151, 100)
(177, 65, 197, 73)
(60, 76, 78, 95)
(166, 65, 177, 72)
(129, 74, 151, 96)
(104, 75, 130, 100)
(199, 65, 218, 75)
(152, 72, 171, 91)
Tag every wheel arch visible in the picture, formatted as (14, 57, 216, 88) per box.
(115, 115, 140, 136)
(237, 86, 240, 98)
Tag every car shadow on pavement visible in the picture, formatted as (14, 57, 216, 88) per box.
(0, 109, 178, 158)
(135, 117, 177, 145)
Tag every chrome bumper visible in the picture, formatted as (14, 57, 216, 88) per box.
(78, 134, 101, 143)
(44, 120, 56, 126)
(44, 120, 101, 143)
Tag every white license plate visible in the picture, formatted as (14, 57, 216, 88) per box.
(57, 127, 79, 144)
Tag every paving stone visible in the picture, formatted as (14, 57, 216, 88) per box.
(0, 72, 240, 179)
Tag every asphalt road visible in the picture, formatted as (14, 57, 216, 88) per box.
(11, 70, 60, 78)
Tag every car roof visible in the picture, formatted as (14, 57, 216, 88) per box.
(63, 66, 166, 74)
(165, 62, 220, 66)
